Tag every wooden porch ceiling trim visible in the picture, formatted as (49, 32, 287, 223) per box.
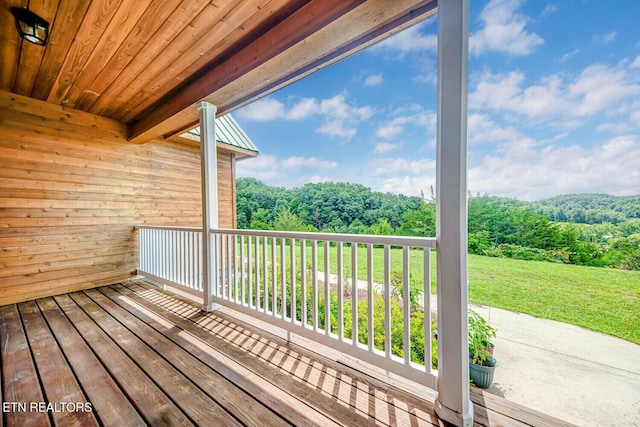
(127, 0, 437, 143)
(0, 90, 126, 141)
(2, 0, 437, 145)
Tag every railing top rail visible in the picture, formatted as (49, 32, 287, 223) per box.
(211, 228, 437, 248)
(135, 225, 203, 232)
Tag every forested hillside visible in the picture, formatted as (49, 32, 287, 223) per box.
(535, 193, 640, 224)
(236, 178, 640, 270)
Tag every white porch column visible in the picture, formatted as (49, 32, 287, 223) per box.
(434, 0, 472, 426)
(198, 101, 220, 312)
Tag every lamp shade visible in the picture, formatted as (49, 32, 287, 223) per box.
(11, 7, 49, 46)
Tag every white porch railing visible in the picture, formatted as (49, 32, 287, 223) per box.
(137, 226, 438, 387)
(137, 226, 203, 294)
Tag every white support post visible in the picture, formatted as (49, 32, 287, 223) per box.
(198, 101, 221, 312)
(434, 0, 473, 426)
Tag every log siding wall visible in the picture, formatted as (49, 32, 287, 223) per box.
(0, 91, 236, 305)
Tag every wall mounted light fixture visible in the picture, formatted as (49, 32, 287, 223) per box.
(10, 7, 49, 46)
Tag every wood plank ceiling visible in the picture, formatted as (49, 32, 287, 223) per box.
(1, 0, 437, 143)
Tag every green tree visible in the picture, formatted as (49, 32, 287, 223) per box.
(273, 207, 306, 232)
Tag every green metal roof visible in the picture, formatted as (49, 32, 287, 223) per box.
(186, 114, 259, 155)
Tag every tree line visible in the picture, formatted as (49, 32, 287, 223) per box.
(236, 178, 640, 270)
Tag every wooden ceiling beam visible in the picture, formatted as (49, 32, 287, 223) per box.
(127, 0, 437, 144)
(126, 0, 364, 141)
(111, 0, 298, 122)
(0, 90, 127, 140)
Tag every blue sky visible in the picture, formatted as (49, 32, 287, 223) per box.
(234, 0, 640, 201)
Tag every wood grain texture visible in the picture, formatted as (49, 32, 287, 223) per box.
(18, 300, 100, 427)
(2, 0, 436, 146)
(0, 282, 574, 427)
(0, 304, 51, 427)
(126, 0, 436, 143)
(0, 93, 237, 305)
(31, 0, 93, 100)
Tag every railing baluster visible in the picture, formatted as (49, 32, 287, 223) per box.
(337, 242, 343, 340)
(384, 244, 391, 359)
(254, 236, 259, 309)
(403, 246, 411, 365)
(190, 232, 195, 289)
(312, 240, 318, 331)
(135, 226, 438, 386)
(238, 236, 246, 302)
(424, 248, 432, 372)
(198, 232, 204, 292)
(351, 242, 358, 346)
(324, 240, 330, 335)
(262, 236, 268, 313)
(271, 236, 276, 317)
(222, 234, 228, 300)
(179, 231, 183, 284)
(280, 237, 286, 320)
(367, 243, 374, 352)
(290, 238, 296, 324)
(228, 234, 233, 301)
(301, 239, 307, 327)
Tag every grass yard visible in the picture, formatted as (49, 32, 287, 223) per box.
(468, 255, 640, 344)
(299, 243, 639, 344)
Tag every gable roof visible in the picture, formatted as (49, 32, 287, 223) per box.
(183, 114, 259, 159)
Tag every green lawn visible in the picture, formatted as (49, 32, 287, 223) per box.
(294, 243, 639, 344)
(468, 254, 640, 344)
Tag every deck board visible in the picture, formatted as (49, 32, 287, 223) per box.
(18, 300, 99, 427)
(0, 304, 51, 427)
(35, 297, 145, 426)
(0, 280, 573, 427)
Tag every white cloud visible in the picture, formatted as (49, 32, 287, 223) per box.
(470, 0, 544, 56)
(631, 110, 640, 126)
(593, 31, 617, 43)
(569, 64, 640, 116)
(286, 98, 318, 120)
(236, 154, 339, 189)
(375, 22, 437, 55)
(309, 175, 332, 184)
(631, 56, 640, 69)
(236, 98, 285, 121)
(469, 135, 640, 200)
(467, 114, 525, 145)
(540, 4, 557, 17)
(374, 142, 402, 154)
(281, 156, 337, 169)
(366, 157, 436, 196)
(560, 49, 579, 62)
(370, 157, 436, 176)
(236, 154, 281, 181)
(364, 74, 383, 87)
(470, 61, 640, 121)
(237, 94, 374, 140)
(469, 70, 568, 117)
(377, 175, 436, 197)
(597, 122, 635, 133)
(376, 109, 436, 140)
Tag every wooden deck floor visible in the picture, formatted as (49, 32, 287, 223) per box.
(0, 280, 571, 427)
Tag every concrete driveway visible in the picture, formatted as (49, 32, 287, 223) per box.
(470, 304, 640, 426)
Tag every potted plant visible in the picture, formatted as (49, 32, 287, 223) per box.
(468, 309, 497, 388)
